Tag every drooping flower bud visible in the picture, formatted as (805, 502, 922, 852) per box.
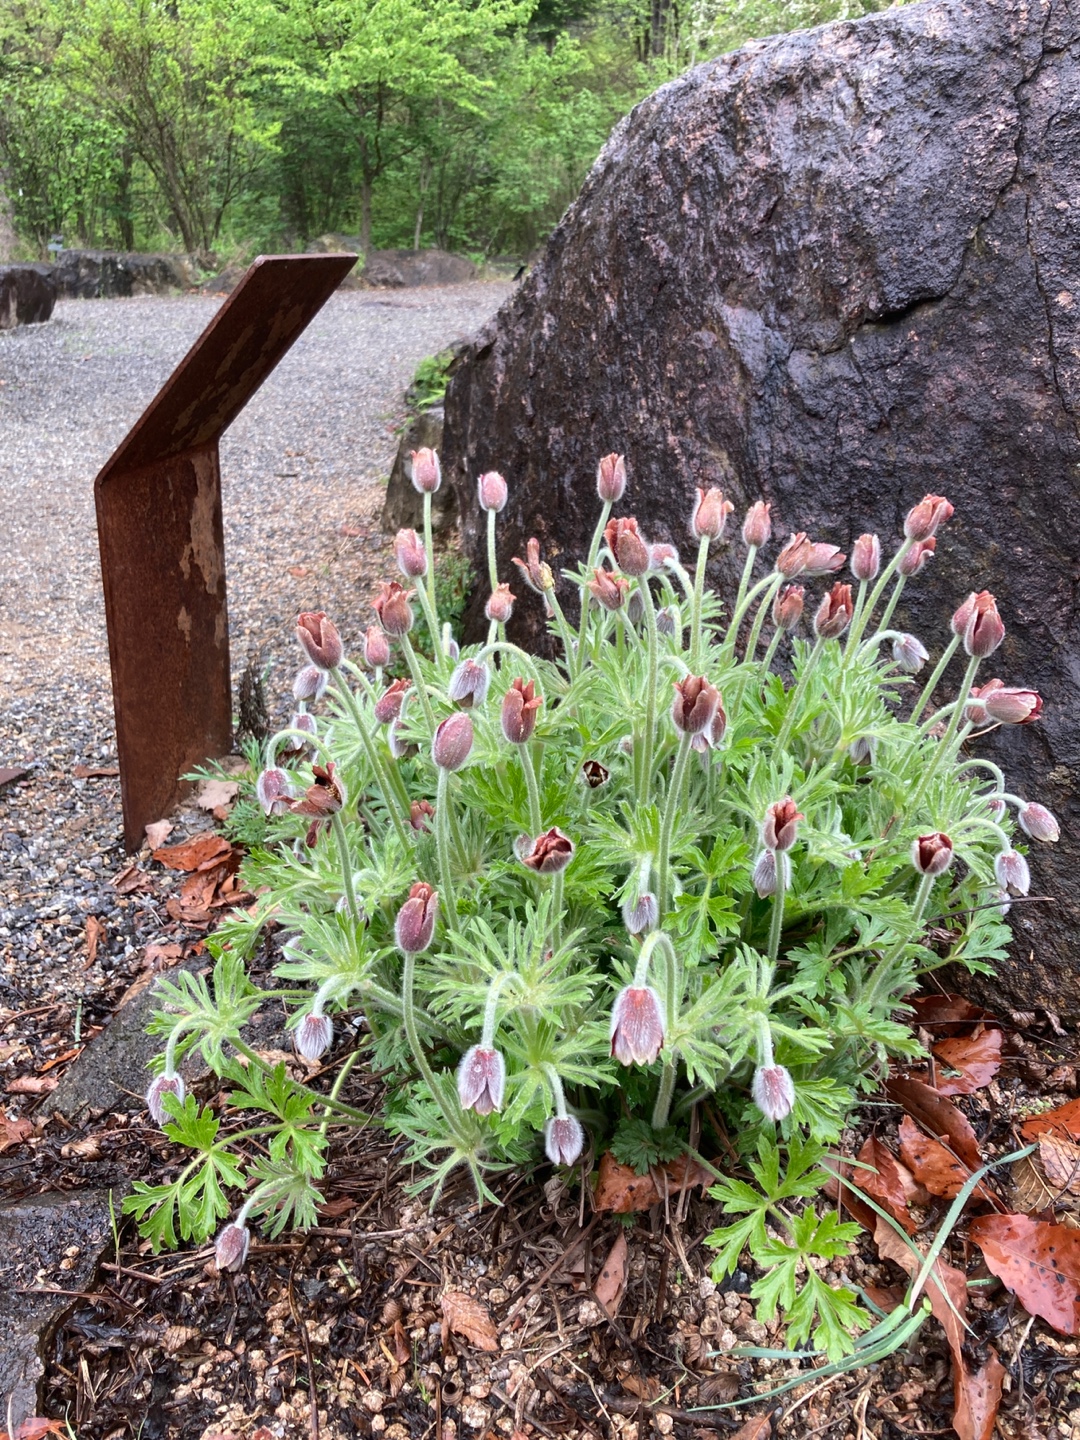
(752, 849, 790, 897)
(518, 827, 574, 873)
(395, 882, 438, 953)
(448, 658, 491, 708)
(648, 542, 679, 571)
(581, 759, 610, 788)
(1018, 802, 1059, 842)
(982, 685, 1042, 725)
(851, 533, 881, 582)
(951, 592, 978, 638)
(691, 694, 728, 753)
(293, 665, 329, 703)
(512, 537, 555, 594)
(410, 447, 441, 494)
(775, 533, 845, 578)
(671, 675, 720, 735)
(372, 581, 415, 636)
(776, 531, 810, 578)
(596, 452, 627, 503)
(409, 798, 435, 831)
(604, 516, 650, 577)
(994, 849, 1031, 896)
(389, 719, 413, 760)
(656, 606, 679, 638)
(256, 767, 294, 816)
(912, 831, 954, 876)
(848, 735, 877, 765)
(898, 537, 936, 576)
(742, 501, 772, 549)
(276, 710, 316, 761)
(622, 892, 659, 935)
(588, 567, 629, 612)
(892, 633, 929, 673)
(295, 1011, 333, 1062)
(146, 1071, 186, 1126)
(374, 677, 410, 725)
(457, 1045, 506, 1115)
(432, 711, 474, 770)
(762, 798, 804, 853)
(962, 591, 1005, 659)
(752, 1064, 796, 1122)
(394, 527, 427, 578)
(215, 1220, 251, 1273)
(485, 584, 515, 624)
(501, 678, 542, 744)
(544, 1114, 585, 1166)
(772, 584, 805, 631)
(444, 634, 460, 663)
(814, 582, 854, 640)
(690, 487, 734, 542)
(986, 796, 1006, 820)
(609, 986, 665, 1066)
(296, 611, 343, 670)
(363, 624, 391, 669)
(904, 493, 954, 543)
(477, 470, 508, 512)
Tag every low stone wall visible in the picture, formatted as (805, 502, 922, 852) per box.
(52, 249, 198, 299)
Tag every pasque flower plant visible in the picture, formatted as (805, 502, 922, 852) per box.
(130, 454, 1056, 1358)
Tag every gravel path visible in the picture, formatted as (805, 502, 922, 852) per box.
(0, 283, 509, 1032)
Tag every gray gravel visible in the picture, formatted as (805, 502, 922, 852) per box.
(0, 283, 510, 1038)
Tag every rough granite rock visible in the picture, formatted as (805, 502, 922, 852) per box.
(53, 249, 197, 299)
(0, 263, 56, 328)
(381, 405, 458, 534)
(362, 248, 477, 288)
(443, 0, 1080, 1016)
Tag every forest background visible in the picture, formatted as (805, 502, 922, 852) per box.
(0, 0, 890, 267)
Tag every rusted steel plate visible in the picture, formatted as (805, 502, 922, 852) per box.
(95, 253, 357, 849)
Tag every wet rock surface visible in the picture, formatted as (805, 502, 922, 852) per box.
(52, 250, 198, 299)
(362, 247, 477, 288)
(444, 0, 1080, 1016)
(0, 263, 57, 328)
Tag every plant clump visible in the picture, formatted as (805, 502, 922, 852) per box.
(129, 457, 1057, 1359)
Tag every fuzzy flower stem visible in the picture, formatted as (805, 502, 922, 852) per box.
(318, 1050, 363, 1141)
(578, 498, 613, 658)
(263, 726, 334, 771)
(718, 544, 758, 662)
(734, 572, 784, 663)
(542, 1062, 570, 1120)
(402, 947, 465, 1139)
(842, 579, 869, 664)
(845, 538, 914, 653)
(547, 588, 577, 677)
(664, 559, 698, 610)
(422, 490, 438, 617)
(651, 1059, 678, 1130)
(657, 731, 693, 919)
(960, 760, 1008, 791)
(329, 811, 362, 923)
(759, 626, 784, 679)
(472, 641, 545, 685)
(480, 974, 509, 1049)
(767, 853, 788, 965)
(521, 745, 543, 837)
(690, 534, 712, 668)
(550, 871, 565, 949)
(639, 577, 661, 798)
(880, 871, 936, 973)
(911, 634, 961, 723)
(773, 636, 824, 754)
(857, 629, 908, 659)
(413, 580, 445, 675)
(632, 930, 662, 989)
(486, 506, 499, 593)
(908, 652, 981, 812)
(873, 573, 908, 640)
(956, 816, 1012, 849)
(435, 767, 459, 931)
(400, 632, 438, 736)
(329, 670, 412, 846)
(163, 1022, 190, 1080)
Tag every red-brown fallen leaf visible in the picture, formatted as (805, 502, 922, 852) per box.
(728, 1416, 772, 1440)
(112, 863, 152, 894)
(969, 1213, 1080, 1335)
(73, 764, 119, 778)
(898, 1116, 994, 1204)
(594, 1230, 628, 1312)
(931, 1027, 1003, 1096)
(885, 1076, 982, 1171)
(153, 832, 234, 872)
(863, 1283, 906, 1313)
(144, 818, 174, 849)
(855, 1134, 927, 1233)
(911, 993, 996, 1036)
(440, 1290, 498, 1351)
(39, 1046, 81, 1074)
(593, 1150, 712, 1213)
(0, 1419, 68, 1440)
(288, 565, 311, 577)
(143, 941, 184, 971)
(84, 915, 105, 968)
(5, 1075, 57, 1094)
(0, 1116, 34, 1153)
(1037, 1133, 1080, 1195)
(1021, 1097, 1080, 1143)
(316, 1195, 357, 1218)
(953, 1348, 1007, 1440)
(196, 777, 240, 812)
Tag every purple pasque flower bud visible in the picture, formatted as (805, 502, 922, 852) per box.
(690, 487, 734, 542)
(501, 678, 542, 744)
(276, 710, 316, 761)
(752, 848, 790, 898)
(477, 470, 508, 513)
(691, 695, 728, 754)
(1018, 801, 1059, 842)
(372, 581, 415, 637)
(851, 533, 881, 582)
(256, 766, 294, 816)
(892, 633, 929, 673)
(994, 849, 1031, 896)
(432, 711, 474, 770)
(448, 658, 491, 708)
(762, 797, 804, 853)
(596, 452, 627, 503)
(518, 827, 574, 874)
(395, 882, 438, 953)
(898, 537, 936, 576)
(363, 624, 391, 669)
(622, 892, 659, 935)
(671, 675, 720, 735)
(410, 446, 441, 494)
(296, 611, 343, 670)
(394, 527, 428, 578)
(374, 677, 410, 724)
(626, 589, 644, 624)
(215, 1220, 251, 1273)
(587, 566, 629, 612)
(848, 735, 876, 765)
(410, 798, 435, 831)
(912, 831, 954, 876)
(295, 1011, 333, 1062)
(986, 796, 1006, 820)
(485, 584, 515, 624)
(742, 500, 772, 549)
(512, 537, 555, 594)
(293, 665, 329, 703)
(544, 1114, 585, 1166)
(982, 685, 1042, 725)
(444, 634, 460, 662)
(962, 591, 1005, 658)
(904, 493, 954, 543)
(610, 985, 665, 1066)
(951, 591, 978, 637)
(146, 1071, 186, 1126)
(457, 1045, 506, 1115)
(604, 516, 650, 577)
(772, 584, 805, 631)
(752, 1064, 796, 1122)
(389, 718, 414, 760)
(648, 542, 679, 571)
(656, 606, 678, 638)
(813, 582, 854, 640)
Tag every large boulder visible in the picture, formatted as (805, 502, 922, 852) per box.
(362, 247, 477, 288)
(381, 405, 458, 534)
(52, 249, 197, 299)
(0, 263, 56, 328)
(443, 0, 1080, 1016)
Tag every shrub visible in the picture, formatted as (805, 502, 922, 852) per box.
(128, 463, 1055, 1357)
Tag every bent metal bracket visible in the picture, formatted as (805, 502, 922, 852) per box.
(94, 253, 357, 850)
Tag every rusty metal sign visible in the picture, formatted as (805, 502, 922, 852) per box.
(95, 253, 357, 850)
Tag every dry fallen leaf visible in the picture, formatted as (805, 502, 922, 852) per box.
(0, 1116, 34, 1153)
(440, 1290, 498, 1351)
(112, 863, 152, 895)
(969, 1212, 1080, 1335)
(1021, 1097, 1080, 1143)
(73, 764, 119, 779)
(593, 1230, 628, 1312)
(728, 1416, 772, 1440)
(84, 914, 105, 967)
(1038, 1133, 1080, 1196)
(897, 1116, 994, 1204)
(885, 1076, 982, 1171)
(1, 1419, 68, 1440)
(855, 1134, 926, 1233)
(60, 1136, 101, 1160)
(143, 941, 184, 971)
(196, 777, 240, 812)
(930, 1027, 1003, 1096)
(910, 993, 995, 1036)
(144, 819, 174, 849)
(6, 1075, 57, 1094)
(593, 1150, 712, 1213)
(153, 832, 234, 872)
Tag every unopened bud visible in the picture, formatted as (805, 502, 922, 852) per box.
(374, 677, 410, 724)
(814, 582, 854, 640)
(409, 798, 435, 831)
(394, 528, 427, 578)
(295, 1011, 333, 1061)
(485, 583, 515, 624)
(448, 658, 491, 708)
(596, 453, 627, 503)
(501, 678, 542, 744)
(982, 685, 1041, 725)
(215, 1221, 251, 1273)
(656, 606, 679, 638)
(512, 537, 554, 594)
(851, 533, 881, 582)
(762, 797, 803, 852)
(904, 493, 954, 543)
(671, 675, 720, 735)
(691, 695, 728, 754)
(622, 892, 659, 934)
(604, 516, 650, 577)
(364, 624, 391, 669)
(892, 633, 929, 673)
(432, 711, 474, 770)
(293, 665, 328, 702)
(395, 882, 438, 953)
(146, 1071, 186, 1126)
(296, 611, 342, 670)
(588, 567, 629, 612)
(898, 537, 935, 576)
(477, 470, 508, 512)
(752, 1064, 796, 1122)
(457, 1045, 506, 1115)
(649, 542, 679, 571)
(752, 849, 790, 897)
(372, 581, 415, 637)
(912, 831, 954, 875)
(691, 487, 734, 542)
(1018, 802, 1059, 842)
(994, 849, 1031, 896)
(951, 592, 978, 638)
(610, 985, 664, 1066)
(256, 767, 294, 816)
(410, 447, 441, 494)
(772, 584, 804, 631)
(962, 591, 1005, 659)
(545, 1114, 585, 1166)
(742, 501, 772, 549)
(518, 827, 574, 874)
